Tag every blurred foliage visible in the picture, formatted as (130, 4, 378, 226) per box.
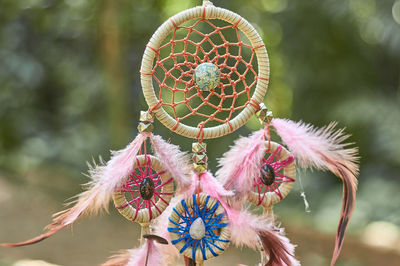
(0, 0, 400, 265)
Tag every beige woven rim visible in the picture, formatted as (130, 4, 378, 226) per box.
(112, 155, 174, 224)
(140, 4, 269, 139)
(248, 141, 296, 207)
(168, 193, 230, 261)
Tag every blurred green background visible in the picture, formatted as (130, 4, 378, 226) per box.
(1, 0, 400, 265)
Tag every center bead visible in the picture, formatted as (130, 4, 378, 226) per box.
(193, 62, 220, 91)
(139, 177, 155, 200)
(260, 164, 276, 186)
(189, 217, 206, 240)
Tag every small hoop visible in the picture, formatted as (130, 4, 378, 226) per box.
(141, 5, 269, 139)
(168, 193, 230, 261)
(113, 155, 174, 224)
(248, 141, 296, 207)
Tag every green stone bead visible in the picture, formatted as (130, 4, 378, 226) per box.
(194, 63, 220, 91)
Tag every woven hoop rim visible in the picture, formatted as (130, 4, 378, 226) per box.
(248, 141, 296, 207)
(168, 193, 230, 261)
(140, 4, 269, 139)
(112, 154, 174, 224)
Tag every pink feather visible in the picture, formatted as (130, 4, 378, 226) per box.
(271, 118, 359, 266)
(2, 133, 149, 247)
(223, 205, 267, 249)
(277, 232, 300, 266)
(219, 201, 298, 265)
(102, 240, 163, 266)
(128, 240, 163, 266)
(101, 249, 131, 266)
(195, 170, 264, 250)
(198, 171, 234, 199)
(152, 178, 198, 265)
(153, 196, 184, 265)
(216, 129, 266, 200)
(150, 135, 193, 193)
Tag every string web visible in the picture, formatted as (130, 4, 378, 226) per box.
(254, 145, 295, 205)
(115, 156, 173, 221)
(146, 16, 262, 138)
(168, 195, 229, 260)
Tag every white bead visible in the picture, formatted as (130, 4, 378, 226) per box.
(189, 217, 206, 240)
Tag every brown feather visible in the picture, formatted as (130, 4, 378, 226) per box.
(258, 230, 294, 266)
(271, 119, 359, 265)
(184, 256, 196, 266)
(1, 226, 63, 247)
(2, 134, 148, 248)
(325, 158, 358, 266)
(1, 186, 99, 247)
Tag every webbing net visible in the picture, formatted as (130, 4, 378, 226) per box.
(147, 16, 261, 138)
(115, 156, 173, 221)
(254, 145, 295, 205)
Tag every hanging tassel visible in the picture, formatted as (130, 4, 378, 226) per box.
(2, 133, 149, 247)
(216, 129, 266, 200)
(150, 135, 193, 192)
(271, 118, 359, 266)
(102, 239, 163, 266)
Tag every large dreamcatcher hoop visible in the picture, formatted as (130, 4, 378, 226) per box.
(113, 154, 174, 224)
(248, 141, 296, 208)
(141, 3, 269, 140)
(168, 193, 230, 262)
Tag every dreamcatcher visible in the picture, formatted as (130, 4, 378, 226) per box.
(2, 1, 359, 266)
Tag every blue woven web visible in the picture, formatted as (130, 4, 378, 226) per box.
(168, 194, 229, 260)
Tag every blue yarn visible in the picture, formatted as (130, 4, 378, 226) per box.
(168, 194, 229, 261)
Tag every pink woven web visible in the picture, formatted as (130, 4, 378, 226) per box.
(254, 145, 295, 205)
(145, 14, 265, 140)
(115, 156, 173, 221)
